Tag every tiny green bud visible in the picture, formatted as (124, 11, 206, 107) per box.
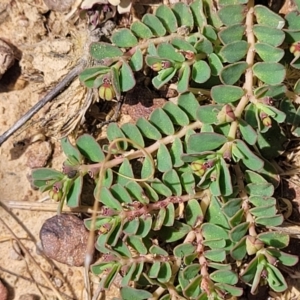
(151, 62, 162, 71)
(246, 236, 264, 255)
(260, 112, 272, 127)
(217, 104, 236, 124)
(290, 41, 300, 57)
(99, 83, 115, 101)
(191, 159, 207, 177)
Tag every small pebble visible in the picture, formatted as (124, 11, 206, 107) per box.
(25, 141, 52, 168)
(39, 214, 89, 267)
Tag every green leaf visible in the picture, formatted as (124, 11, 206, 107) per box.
(155, 4, 178, 33)
(121, 123, 144, 148)
(253, 25, 285, 47)
(89, 42, 123, 60)
(218, 4, 246, 26)
(220, 61, 248, 85)
(204, 249, 226, 262)
(210, 270, 238, 284)
(32, 168, 64, 181)
(214, 283, 243, 297)
(266, 264, 288, 293)
(61, 137, 81, 163)
(208, 53, 223, 76)
(188, 132, 227, 153)
(219, 157, 233, 196)
(172, 2, 194, 30)
(111, 28, 138, 48)
(79, 66, 110, 86)
(258, 232, 289, 249)
(127, 236, 147, 255)
(150, 244, 168, 256)
(148, 261, 161, 278)
(169, 137, 184, 168)
(253, 62, 285, 85)
(185, 199, 203, 227)
(195, 39, 213, 55)
(66, 176, 82, 207)
(230, 222, 249, 242)
(142, 14, 166, 36)
(171, 38, 196, 53)
(76, 134, 105, 162)
(201, 223, 228, 240)
(136, 216, 152, 238)
(266, 249, 299, 266)
(151, 179, 172, 197)
(285, 10, 300, 30)
(218, 24, 245, 44)
(157, 43, 185, 62)
(206, 196, 230, 229)
(123, 218, 140, 235)
(249, 195, 276, 207)
(177, 64, 191, 93)
(163, 169, 182, 196)
(149, 108, 174, 135)
(110, 184, 132, 204)
(197, 104, 222, 124)
(126, 181, 149, 204)
(230, 237, 247, 260)
(97, 187, 122, 210)
(192, 60, 211, 83)
(121, 263, 137, 287)
(164, 203, 175, 226)
(255, 215, 283, 226)
(241, 257, 258, 283)
(234, 139, 264, 171)
(129, 47, 143, 72)
(190, 0, 206, 28)
(157, 221, 191, 242)
(140, 156, 154, 180)
(211, 85, 244, 104)
(222, 198, 242, 218)
(116, 158, 134, 185)
(130, 21, 153, 39)
(120, 61, 136, 92)
(163, 102, 189, 126)
(203, 239, 226, 249)
(246, 183, 274, 197)
(254, 5, 285, 28)
(219, 40, 248, 63)
(254, 43, 285, 63)
(120, 287, 152, 300)
(250, 204, 276, 217)
(157, 262, 172, 283)
(136, 118, 162, 140)
(152, 68, 177, 89)
(153, 208, 166, 231)
(238, 119, 257, 145)
(177, 92, 200, 121)
(181, 172, 195, 194)
(174, 243, 196, 258)
(184, 275, 202, 298)
(107, 122, 127, 151)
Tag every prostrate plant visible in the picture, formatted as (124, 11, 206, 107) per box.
(32, 0, 300, 299)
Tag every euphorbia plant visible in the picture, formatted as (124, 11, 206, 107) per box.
(32, 0, 300, 299)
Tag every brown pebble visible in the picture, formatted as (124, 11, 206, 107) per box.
(40, 214, 89, 267)
(0, 280, 8, 300)
(25, 141, 52, 168)
(18, 294, 39, 300)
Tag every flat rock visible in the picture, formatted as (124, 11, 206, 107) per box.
(40, 214, 89, 267)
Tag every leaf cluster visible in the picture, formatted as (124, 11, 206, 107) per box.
(31, 0, 300, 299)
